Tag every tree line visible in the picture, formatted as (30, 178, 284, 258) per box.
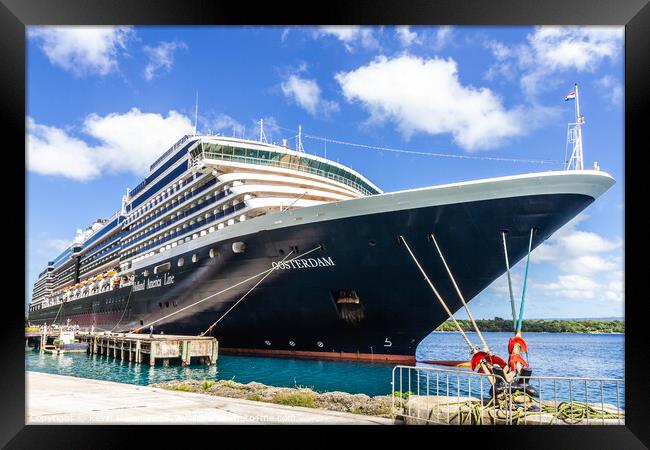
(434, 317, 624, 333)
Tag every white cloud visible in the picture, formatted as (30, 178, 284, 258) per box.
(432, 26, 453, 51)
(281, 74, 338, 116)
(143, 41, 187, 81)
(46, 238, 72, 253)
(528, 214, 623, 303)
(315, 26, 379, 52)
(531, 214, 621, 268)
(281, 28, 290, 42)
(395, 26, 420, 47)
(27, 109, 194, 181)
(596, 75, 623, 106)
(29, 26, 134, 76)
(484, 26, 623, 100)
(335, 54, 525, 150)
(528, 27, 622, 72)
(201, 113, 246, 138)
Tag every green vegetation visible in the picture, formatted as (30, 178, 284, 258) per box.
(393, 391, 414, 400)
(434, 317, 624, 333)
(219, 379, 243, 389)
(202, 380, 215, 390)
(271, 391, 317, 408)
(167, 384, 195, 392)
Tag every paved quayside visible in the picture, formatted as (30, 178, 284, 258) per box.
(26, 372, 393, 424)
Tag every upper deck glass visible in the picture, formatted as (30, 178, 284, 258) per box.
(191, 141, 380, 197)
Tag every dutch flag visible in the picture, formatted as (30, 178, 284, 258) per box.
(564, 91, 576, 101)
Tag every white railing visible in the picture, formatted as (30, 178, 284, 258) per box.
(191, 150, 375, 197)
(392, 365, 624, 425)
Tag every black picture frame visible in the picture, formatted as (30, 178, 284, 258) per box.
(3, 0, 646, 447)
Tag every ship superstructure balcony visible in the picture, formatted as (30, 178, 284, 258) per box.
(189, 138, 380, 197)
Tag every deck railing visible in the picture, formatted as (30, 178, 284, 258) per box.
(191, 150, 375, 197)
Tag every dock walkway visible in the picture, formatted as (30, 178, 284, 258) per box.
(26, 372, 394, 425)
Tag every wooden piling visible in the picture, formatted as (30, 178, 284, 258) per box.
(41, 331, 218, 368)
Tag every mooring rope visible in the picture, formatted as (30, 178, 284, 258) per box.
(131, 245, 323, 333)
(50, 300, 65, 326)
(501, 231, 518, 332)
(516, 228, 535, 333)
(200, 248, 296, 336)
(110, 283, 136, 332)
(429, 233, 491, 354)
(399, 235, 477, 352)
(445, 391, 622, 425)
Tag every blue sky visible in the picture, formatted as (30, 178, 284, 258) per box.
(26, 26, 624, 319)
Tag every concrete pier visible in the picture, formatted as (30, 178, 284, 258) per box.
(26, 372, 393, 425)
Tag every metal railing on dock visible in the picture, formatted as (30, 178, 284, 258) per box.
(392, 365, 624, 425)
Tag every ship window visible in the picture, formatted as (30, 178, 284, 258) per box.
(192, 253, 199, 263)
(154, 262, 171, 274)
(177, 257, 185, 267)
(209, 248, 217, 258)
(258, 150, 270, 160)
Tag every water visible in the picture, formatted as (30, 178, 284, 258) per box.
(26, 332, 623, 402)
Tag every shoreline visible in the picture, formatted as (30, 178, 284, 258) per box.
(150, 378, 394, 418)
(26, 371, 393, 424)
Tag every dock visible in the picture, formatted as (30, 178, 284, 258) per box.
(26, 372, 393, 425)
(26, 327, 218, 366)
(76, 332, 218, 366)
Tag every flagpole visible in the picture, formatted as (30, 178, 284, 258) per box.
(574, 83, 583, 170)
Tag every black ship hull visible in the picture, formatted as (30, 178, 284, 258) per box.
(29, 192, 594, 363)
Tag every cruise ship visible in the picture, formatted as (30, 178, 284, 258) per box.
(28, 131, 615, 363)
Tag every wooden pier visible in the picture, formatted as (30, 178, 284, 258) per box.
(75, 332, 218, 366)
(26, 327, 218, 366)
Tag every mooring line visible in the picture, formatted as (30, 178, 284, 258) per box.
(399, 235, 477, 352)
(200, 248, 296, 336)
(131, 244, 323, 333)
(501, 231, 518, 332)
(110, 283, 136, 332)
(429, 233, 491, 354)
(516, 228, 535, 333)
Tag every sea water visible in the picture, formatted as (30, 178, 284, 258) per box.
(26, 332, 624, 404)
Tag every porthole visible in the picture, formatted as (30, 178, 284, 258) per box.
(264, 340, 271, 346)
(177, 257, 185, 267)
(158, 302, 163, 309)
(165, 301, 169, 308)
(317, 341, 324, 348)
(289, 341, 295, 347)
(368, 240, 377, 246)
(192, 253, 199, 263)
(143, 270, 149, 277)
(209, 248, 217, 258)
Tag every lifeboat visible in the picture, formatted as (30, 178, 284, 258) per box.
(94, 274, 103, 281)
(107, 270, 117, 276)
